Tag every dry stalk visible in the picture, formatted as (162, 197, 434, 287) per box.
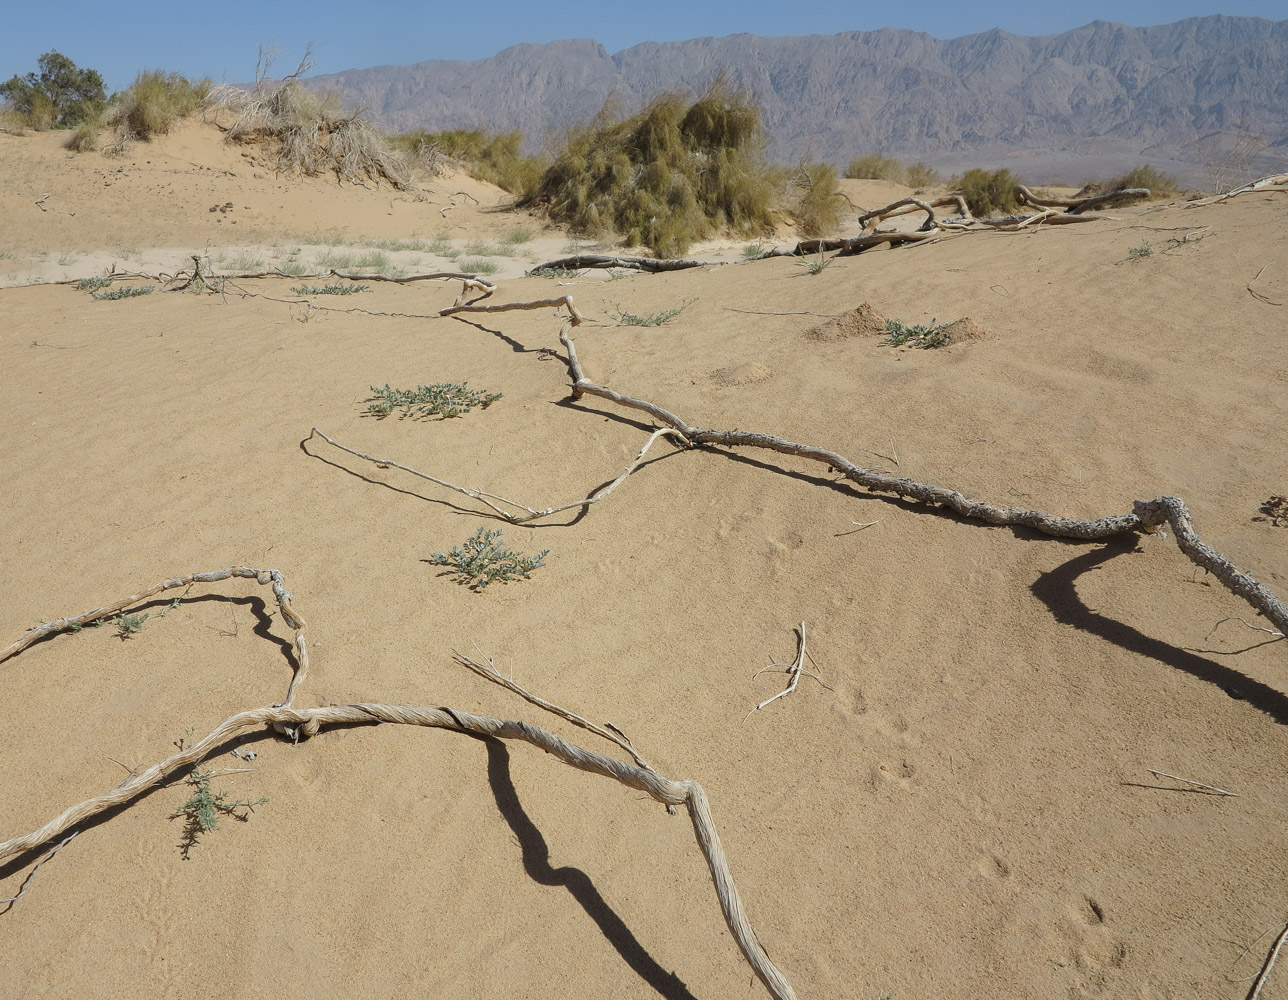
(0, 567, 309, 708)
(0, 698, 796, 1000)
(1249, 922, 1288, 1000)
(1188, 172, 1288, 208)
(307, 425, 686, 524)
(858, 194, 972, 231)
(1144, 768, 1237, 797)
(743, 622, 829, 722)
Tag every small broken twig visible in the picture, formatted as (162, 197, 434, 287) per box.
(743, 623, 830, 722)
(1145, 768, 1238, 797)
(1248, 922, 1288, 1000)
(1247, 265, 1282, 306)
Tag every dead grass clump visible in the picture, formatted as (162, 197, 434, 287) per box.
(0, 108, 29, 135)
(526, 76, 777, 257)
(68, 70, 211, 154)
(952, 167, 1021, 216)
(392, 128, 541, 195)
(790, 163, 847, 238)
(214, 78, 413, 190)
(1077, 164, 1180, 201)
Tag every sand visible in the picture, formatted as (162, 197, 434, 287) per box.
(2, 120, 1287, 1000)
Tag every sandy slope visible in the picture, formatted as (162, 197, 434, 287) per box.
(1, 121, 1287, 1000)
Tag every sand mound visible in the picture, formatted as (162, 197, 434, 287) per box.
(939, 316, 988, 343)
(805, 301, 886, 341)
(710, 361, 774, 386)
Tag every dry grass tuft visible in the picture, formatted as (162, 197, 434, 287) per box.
(67, 70, 212, 154)
(390, 128, 541, 194)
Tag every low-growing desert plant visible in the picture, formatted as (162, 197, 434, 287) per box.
(526, 76, 777, 257)
(365, 382, 502, 419)
(795, 248, 836, 275)
(1128, 238, 1154, 259)
(113, 612, 150, 639)
(429, 527, 548, 590)
(75, 275, 113, 291)
(291, 282, 370, 295)
(170, 763, 268, 859)
(91, 285, 153, 300)
(527, 266, 581, 278)
(459, 258, 501, 275)
(604, 299, 694, 326)
(504, 227, 534, 244)
(884, 317, 951, 348)
(952, 167, 1021, 217)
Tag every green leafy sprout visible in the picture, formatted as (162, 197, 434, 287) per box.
(794, 248, 836, 274)
(429, 527, 548, 591)
(91, 285, 153, 300)
(1128, 238, 1154, 259)
(170, 763, 268, 859)
(365, 383, 502, 420)
(604, 299, 694, 327)
(884, 318, 952, 349)
(291, 282, 371, 295)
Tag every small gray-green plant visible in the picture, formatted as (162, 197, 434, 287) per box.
(605, 299, 694, 327)
(430, 528, 548, 590)
(91, 285, 153, 300)
(365, 382, 502, 419)
(794, 249, 835, 275)
(504, 227, 533, 244)
(291, 282, 371, 296)
(884, 317, 951, 349)
(527, 265, 580, 278)
(465, 241, 517, 257)
(113, 612, 150, 639)
(76, 275, 113, 291)
(741, 240, 767, 259)
(170, 762, 268, 859)
(1128, 238, 1154, 259)
(459, 258, 501, 275)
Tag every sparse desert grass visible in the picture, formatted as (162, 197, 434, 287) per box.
(314, 248, 391, 271)
(214, 251, 266, 272)
(1106, 165, 1180, 198)
(795, 249, 836, 275)
(846, 153, 942, 188)
(429, 527, 548, 591)
(91, 285, 154, 300)
(459, 258, 501, 275)
(56, 253, 76, 266)
(884, 317, 950, 348)
(464, 242, 517, 257)
(67, 70, 211, 154)
(527, 76, 777, 257)
(952, 167, 1021, 216)
(365, 382, 502, 419)
(503, 227, 534, 244)
(605, 299, 694, 326)
(291, 282, 371, 296)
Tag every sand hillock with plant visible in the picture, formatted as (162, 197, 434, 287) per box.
(1, 91, 1287, 1000)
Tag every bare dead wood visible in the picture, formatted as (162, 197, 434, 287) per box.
(530, 254, 717, 273)
(1249, 922, 1288, 1000)
(743, 622, 830, 722)
(0, 567, 309, 708)
(1188, 172, 1288, 207)
(858, 194, 972, 231)
(1247, 264, 1282, 306)
(0, 699, 797, 1000)
(1015, 184, 1150, 214)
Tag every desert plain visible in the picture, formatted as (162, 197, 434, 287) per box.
(1, 119, 1287, 1000)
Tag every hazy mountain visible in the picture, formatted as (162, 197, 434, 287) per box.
(307, 16, 1288, 184)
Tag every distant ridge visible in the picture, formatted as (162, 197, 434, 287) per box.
(307, 17, 1288, 184)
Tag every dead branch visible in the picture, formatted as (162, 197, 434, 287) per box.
(530, 254, 716, 273)
(307, 425, 686, 524)
(1188, 172, 1288, 207)
(858, 194, 972, 231)
(1250, 922, 1288, 1000)
(0, 567, 309, 709)
(1144, 768, 1237, 797)
(1247, 265, 1282, 306)
(0, 697, 796, 1000)
(743, 622, 829, 721)
(1015, 184, 1150, 214)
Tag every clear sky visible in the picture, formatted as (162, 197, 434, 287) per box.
(2, 1, 1283, 92)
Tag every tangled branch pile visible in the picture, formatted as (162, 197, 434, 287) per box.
(212, 80, 413, 190)
(526, 77, 777, 257)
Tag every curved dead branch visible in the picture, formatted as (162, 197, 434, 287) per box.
(858, 194, 972, 231)
(1188, 172, 1288, 207)
(531, 254, 716, 273)
(1015, 184, 1150, 214)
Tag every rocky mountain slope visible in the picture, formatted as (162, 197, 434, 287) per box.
(308, 16, 1288, 182)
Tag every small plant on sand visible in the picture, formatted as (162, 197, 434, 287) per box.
(527, 266, 581, 278)
(459, 258, 501, 275)
(795, 249, 836, 275)
(884, 318, 951, 348)
(91, 285, 153, 300)
(741, 240, 767, 259)
(170, 762, 268, 859)
(605, 299, 694, 327)
(75, 275, 113, 291)
(503, 227, 534, 244)
(364, 382, 502, 419)
(113, 612, 150, 639)
(291, 282, 370, 296)
(790, 162, 848, 237)
(1128, 239, 1154, 260)
(429, 527, 548, 591)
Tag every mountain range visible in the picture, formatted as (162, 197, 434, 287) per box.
(306, 16, 1288, 185)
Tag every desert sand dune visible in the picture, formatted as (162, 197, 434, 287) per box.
(1, 119, 1286, 1000)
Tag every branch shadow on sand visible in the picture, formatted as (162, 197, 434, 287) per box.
(1030, 535, 1288, 726)
(475, 733, 700, 1000)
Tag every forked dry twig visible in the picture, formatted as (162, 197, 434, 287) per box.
(1249, 922, 1288, 1000)
(743, 623, 830, 722)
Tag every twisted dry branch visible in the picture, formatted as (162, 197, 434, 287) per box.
(530, 253, 716, 273)
(0, 567, 309, 708)
(0, 698, 796, 1000)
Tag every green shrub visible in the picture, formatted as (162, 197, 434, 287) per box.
(845, 153, 904, 181)
(952, 167, 1020, 217)
(903, 162, 941, 188)
(365, 382, 501, 419)
(77, 70, 211, 154)
(884, 318, 951, 348)
(1105, 165, 1179, 198)
(91, 285, 154, 300)
(292, 282, 370, 295)
(0, 52, 105, 129)
(526, 76, 777, 257)
(392, 128, 542, 196)
(791, 162, 846, 237)
(171, 763, 268, 859)
(604, 299, 694, 326)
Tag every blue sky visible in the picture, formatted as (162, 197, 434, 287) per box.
(3, 1, 1283, 92)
